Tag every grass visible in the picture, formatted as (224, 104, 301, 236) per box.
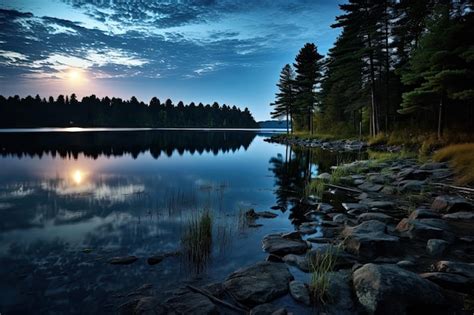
(433, 143, 474, 185)
(308, 245, 339, 304)
(329, 166, 350, 185)
(308, 179, 326, 198)
(181, 210, 213, 273)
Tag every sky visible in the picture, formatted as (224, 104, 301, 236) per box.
(0, 0, 344, 121)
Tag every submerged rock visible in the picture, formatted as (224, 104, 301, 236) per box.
(262, 234, 309, 256)
(223, 262, 293, 306)
(108, 256, 138, 265)
(353, 263, 455, 315)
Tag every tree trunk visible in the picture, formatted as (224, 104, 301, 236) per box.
(367, 32, 379, 136)
(384, 2, 390, 133)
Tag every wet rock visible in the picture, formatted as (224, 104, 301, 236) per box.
(431, 195, 472, 213)
(353, 263, 453, 315)
(332, 214, 348, 224)
(281, 231, 301, 240)
(147, 255, 164, 265)
(358, 212, 393, 224)
(381, 186, 396, 195)
(427, 239, 448, 257)
(289, 280, 311, 305)
(306, 237, 332, 244)
(432, 261, 474, 279)
(397, 260, 416, 269)
(223, 262, 293, 306)
(202, 282, 225, 298)
(262, 234, 309, 256)
(395, 218, 445, 240)
(324, 270, 356, 314)
(250, 304, 287, 315)
(442, 211, 474, 220)
(358, 182, 383, 192)
(420, 272, 473, 293)
(408, 209, 441, 220)
(108, 256, 138, 265)
(317, 203, 334, 214)
(398, 180, 425, 192)
(420, 162, 447, 170)
(363, 200, 395, 209)
(282, 254, 310, 272)
(307, 245, 358, 270)
(342, 220, 400, 259)
(342, 203, 368, 213)
(164, 291, 217, 314)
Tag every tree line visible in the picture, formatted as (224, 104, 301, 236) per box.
(271, 0, 473, 138)
(0, 94, 259, 128)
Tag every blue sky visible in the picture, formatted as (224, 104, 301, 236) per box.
(0, 0, 344, 120)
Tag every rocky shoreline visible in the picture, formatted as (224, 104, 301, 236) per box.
(119, 142, 474, 315)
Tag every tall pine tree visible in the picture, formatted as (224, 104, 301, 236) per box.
(271, 64, 295, 134)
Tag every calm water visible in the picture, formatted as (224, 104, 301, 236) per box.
(0, 130, 364, 314)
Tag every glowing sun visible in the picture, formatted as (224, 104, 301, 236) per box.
(67, 69, 84, 82)
(72, 169, 84, 184)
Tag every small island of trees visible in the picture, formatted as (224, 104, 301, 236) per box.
(0, 94, 259, 128)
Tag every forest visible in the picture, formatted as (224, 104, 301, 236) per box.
(271, 0, 473, 140)
(0, 94, 259, 128)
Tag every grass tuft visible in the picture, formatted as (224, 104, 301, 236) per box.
(308, 245, 339, 304)
(181, 210, 213, 273)
(433, 143, 474, 185)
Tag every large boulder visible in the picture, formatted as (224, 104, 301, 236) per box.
(395, 218, 448, 240)
(431, 195, 472, 213)
(342, 220, 400, 259)
(164, 291, 218, 314)
(322, 270, 357, 315)
(289, 280, 311, 305)
(421, 272, 474, 294)
(223, 262, 293, 306)
(262, 233, 309, 256)
(353, 263, 455, 315)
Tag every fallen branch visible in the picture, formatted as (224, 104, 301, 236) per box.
(186, 285, 247, 314)
(432, 183, 474, 193)
(326, 183, 362, 194)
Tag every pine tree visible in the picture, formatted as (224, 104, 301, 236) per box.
(271, 64, 295, 134)
(293, 43, 324, 133)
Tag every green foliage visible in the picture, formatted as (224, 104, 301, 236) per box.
(308, 245, 340, 304)
(271, 64, 295, 133)
(181, 210, 213, 273)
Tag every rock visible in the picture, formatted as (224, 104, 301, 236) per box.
(289, 280, 311, 305)
(202, 282, 225, 298)
(250, 304, 287, 315)
(306, 237, 332, 244)
(257, 211, 278, 218)
(395, 218, 444, 240)
(398, 180, 425, 192)
(406, 170, 433, 180)
(223, 262, 293, 306)
(431, 195, 472, 213)
(342, 221, 399, 259)
(147, 255, 164, 265)
(108, 256, 138, 265)
(363, 200, 395, 209)
(358, 212, 393, 224)
(133, 297, 167, 315)
(164, 291, 217, 314)
(342, 203, 368, 213)
(408, 209, 441, 220)
(262, 234, 309, 256)
(282, 254, 310, 272)
(317, 172, 332, 181)
(432, 261, 474, 279)
(332, 214, 348, 223)
(420, 162, 447, 170)
(421, 272, 473, 293)
(353, 263, 453, 315)
(442, 211, 474, 220)
(281, 231, 301, 240)
(323, 270, 356, 314)
(317, 203, 334, 213)
(397, 260, 416, 269)
(245, 209, 259, 219)
(358, 182, 383, 192)
(381, 186, 396, 194)
(427, 239, 448, 257)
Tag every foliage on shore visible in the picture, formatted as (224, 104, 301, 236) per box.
(433, 143, 474, 185)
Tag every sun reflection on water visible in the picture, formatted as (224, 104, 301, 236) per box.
(72, 169, 84, 185)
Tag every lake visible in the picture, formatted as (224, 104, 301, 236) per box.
(0, 129, 365, 314)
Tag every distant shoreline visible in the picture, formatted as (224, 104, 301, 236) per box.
(0, 127, 288, 133)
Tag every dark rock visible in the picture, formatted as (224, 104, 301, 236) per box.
(306, 237, 333, 244)
(353, 263, 454, 315)
(333, 214, 348, 223)
(342, 203, 368, 213)
(432, 261, 474, 279)
(147, 255, 164, 265)
(164, 291, 217, 314)
(202, 282, 225, 298)
(282, 254, 310, 272)
(281, 231, 302, 240)
(250, 304, 287, 315)
(397, 260, 416, 269)
(358, 212, 393, 224)
(132, 297, 166, 315)
(363, 200, 395, 209)
(398, 180, 425, 192)
(431, 195, 472, 213)
(408, 209, 441, 220)
(395, 218, 444, 240)
(262, 234, 309, 256)
(358, 182, 383, 192)
(426, 239, 448, 257)
(421, 272, 473, 293)
(289, 280, 311, 305)
(323, 270, 356, 314)
(257, 211, 279, 219)
(108, 256, 138, 265)
(223, 262, 293, 306)
(442, 211, 474, 220)
(420, 162, 447, 170)
(317, 203, 334, 214)
(342, 221, 400, 259)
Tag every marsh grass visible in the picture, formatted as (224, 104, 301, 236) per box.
(329, 166, 350, 185)
(308, 179, 326, 198)
(308, 245, 340, 304)
(181, 210, 213, 274)
(433, 143, 474, 185)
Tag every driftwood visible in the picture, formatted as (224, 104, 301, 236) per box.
(186, 285, 247, 314)
(326, 183, 363, 194)
(432, 182, 474, 193)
